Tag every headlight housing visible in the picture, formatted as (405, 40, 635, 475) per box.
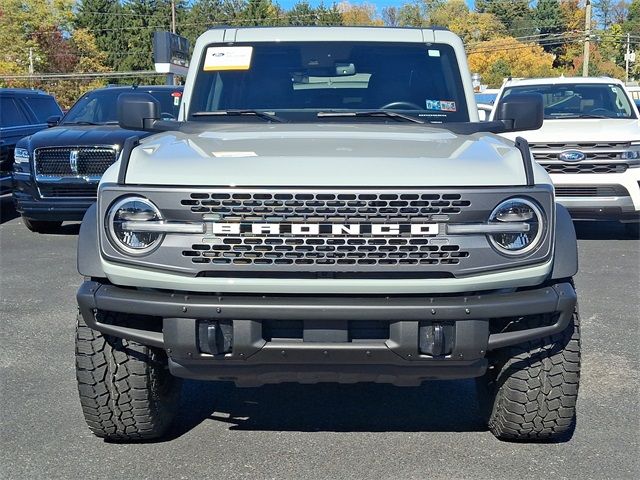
(488, 198, 544, 256)
(14, 148, 30, 164)
(622, 142, 640, 165)
(106, 196, 164, 255)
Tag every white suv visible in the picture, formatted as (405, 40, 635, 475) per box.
(493, 77, 640, 235)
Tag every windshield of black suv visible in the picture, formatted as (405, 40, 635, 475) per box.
(501, 83, 636, 119)
(62, 88, 183, 125)
(188, 41, 470, 122)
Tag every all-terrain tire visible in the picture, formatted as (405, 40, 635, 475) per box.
(477, 306, 581, 442)
(22, 217, 62, 233)
(75, 312, 181, 441)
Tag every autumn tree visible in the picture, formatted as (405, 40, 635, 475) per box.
(467, 36, 556, 87)
(338, 1, 382, 26)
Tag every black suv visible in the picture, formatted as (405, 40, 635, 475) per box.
(12, 85, 183, 232)
(1, 89, 62, 194)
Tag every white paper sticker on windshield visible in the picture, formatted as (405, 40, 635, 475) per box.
(204, 46, 253, 71)
(212, 151, 258, 158)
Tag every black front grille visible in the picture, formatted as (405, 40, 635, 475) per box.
(555, 185, 630, 197)
(181, 192, 471, 223)
(184, 237, 469, 267)
(38, 183, 98, 198)
(542, 163, 628, 174)
(35, 147, 117, 177)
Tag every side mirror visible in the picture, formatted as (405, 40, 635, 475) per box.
(477, 104, 493, 122)
(494, 93, 544, 132)
(117, 93, 161, 131)
(47, 115, 61, 127)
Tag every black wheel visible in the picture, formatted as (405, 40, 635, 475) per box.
(476, 306, 581, 442)
(75, 312, 181, 441)
(624, 222, 639, 239)
(22, 217, 62, 233)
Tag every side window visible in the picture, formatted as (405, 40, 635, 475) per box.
(0, 97, 29, 127)
(24, 96, 62, 122)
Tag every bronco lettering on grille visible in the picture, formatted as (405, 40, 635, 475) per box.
(210, 223, 439, 236)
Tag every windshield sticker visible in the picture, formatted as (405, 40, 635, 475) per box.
(427, 49, 441, 57)
(212, 151, 258, 158)
(204, 46, 253, 71)
(426, 100, 456, 112)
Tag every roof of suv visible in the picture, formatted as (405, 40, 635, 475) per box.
(0, 88, 53, 96)
(503, 77, 625, 87)
(93, 85, 183, 92)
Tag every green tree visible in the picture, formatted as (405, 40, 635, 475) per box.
(476, 0, 535, 33)
(75, 0, 127, 70)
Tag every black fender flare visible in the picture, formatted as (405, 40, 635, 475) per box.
(77, 202, 105, 278)
(551, 203, 578, 280)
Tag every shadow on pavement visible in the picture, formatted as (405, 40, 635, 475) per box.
(574, 221, 638, 241)
(167, 379, 485, 439)
(0, 194, 19, 224)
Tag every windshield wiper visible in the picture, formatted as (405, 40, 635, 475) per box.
(317, 110, 424, 124)
(192, 110, 285, 123)
(62, 121, 101, 125)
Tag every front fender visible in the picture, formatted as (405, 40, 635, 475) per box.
(550, 203, 578, 280)
(77, 202, 105, 278)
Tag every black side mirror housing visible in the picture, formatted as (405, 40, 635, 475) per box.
(118, 93, 161, 131)
(47, 115, 61, 127)
(495, 93, 544, 132)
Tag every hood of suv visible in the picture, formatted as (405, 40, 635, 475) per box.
(121, 124, 538, 187)
(24, 124, 149, 152)
(500, 118, 640, 143)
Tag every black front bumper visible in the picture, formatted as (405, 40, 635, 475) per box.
(12, 175, 95, 221)
(77, 281, 577, 386)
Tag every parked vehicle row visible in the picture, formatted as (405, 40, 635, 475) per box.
(1, 88, 63, 194)
(10, 85, 183, 232)
(488, 77, 640, 237)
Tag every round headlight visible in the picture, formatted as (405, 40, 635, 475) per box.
(488, 198, 544, 256)
(107, 197, 163, 255)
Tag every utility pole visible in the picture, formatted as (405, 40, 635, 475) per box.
(171, 0, 176, 34)
(583, 0, 591, 77)
(28, 48, 34, 89)
(168, 0, 177, 85)
(625, 33, 634, 84)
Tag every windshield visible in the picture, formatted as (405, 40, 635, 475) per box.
(62, 88, 183, 125)
(501, 83, 635, 119)
(189, 41, 469, 122)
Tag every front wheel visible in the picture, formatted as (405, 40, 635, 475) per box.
(477, 306, 581, 442)
(75, 312, 181, 441)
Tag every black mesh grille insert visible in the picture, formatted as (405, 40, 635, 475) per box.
(35, 147, 117, 177)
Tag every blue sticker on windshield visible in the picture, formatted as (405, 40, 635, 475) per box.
(426, 100, 456, 112)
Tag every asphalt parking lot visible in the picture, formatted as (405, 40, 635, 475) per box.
(1, 194, 638, 480)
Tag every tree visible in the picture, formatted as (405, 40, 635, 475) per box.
(239, 0, 283, 26)
(467, 36, 556, 87)
(337, 1, 382, 25)
(534, 0, 571, 66)
(476, 0, 535, 33)
(75, 0, 125, 70)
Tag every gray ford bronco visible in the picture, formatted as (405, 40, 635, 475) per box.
(75, 27, 580, 442)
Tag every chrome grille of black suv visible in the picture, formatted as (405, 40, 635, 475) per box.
(34, 147, 117, 178)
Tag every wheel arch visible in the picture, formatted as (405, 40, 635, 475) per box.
(77, 202, 105, 278)
(550, 203, 578, 280)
